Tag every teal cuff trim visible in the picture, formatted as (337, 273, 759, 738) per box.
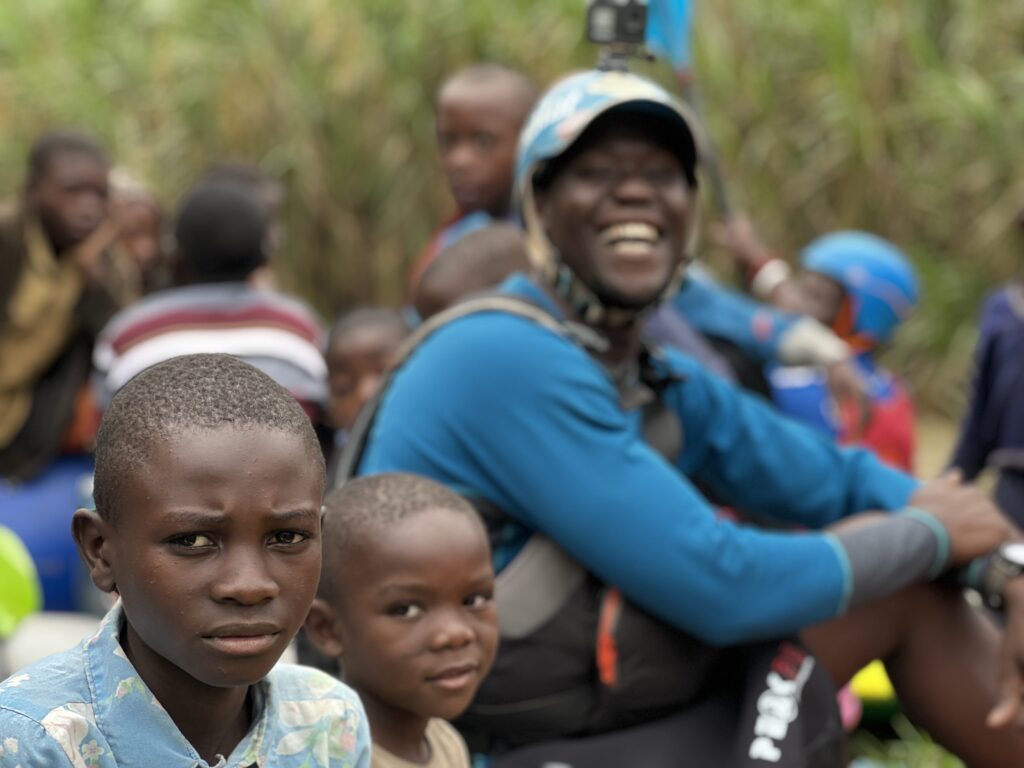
(897, 506, 950, 579)
(963, 555, 990, 593)
(824, 532, 854, 615)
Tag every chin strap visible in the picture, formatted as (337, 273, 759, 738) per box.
(527, 229, 694, 331)
(551, 262, 643, 329)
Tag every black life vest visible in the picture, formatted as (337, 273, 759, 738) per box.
(335, 295, 843, 765)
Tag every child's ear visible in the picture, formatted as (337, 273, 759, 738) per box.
(304, 597, 344, 658)
(72, 508, 117, 593)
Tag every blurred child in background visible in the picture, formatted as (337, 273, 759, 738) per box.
(413, 223, 529, 320)
(109, 168, 168, 295)
(719, 221, 919, 472)
(93, 179, 328, 422)
(324, 308, 409, 481)
(408, 64, 536, 293)
(950, 209, 1024, 525)
(0, 130, 124, 482)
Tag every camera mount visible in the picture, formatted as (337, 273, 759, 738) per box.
(586, 0, 653, 71)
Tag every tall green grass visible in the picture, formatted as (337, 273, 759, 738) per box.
(0, 0, 1021, 410)
(850, 714, 964, 767)
(692, 1, 1024, 413)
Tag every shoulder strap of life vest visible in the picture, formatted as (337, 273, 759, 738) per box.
(333, 293, 607, 490)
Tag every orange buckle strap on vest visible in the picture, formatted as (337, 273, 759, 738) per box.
(596, 587, 623, 687)
(830, 297, 875, 354)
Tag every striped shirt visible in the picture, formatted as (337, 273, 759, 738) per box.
(93, 282, 327, 416)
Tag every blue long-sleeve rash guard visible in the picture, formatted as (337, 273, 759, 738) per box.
(671, 266, 798, 364)
(360, 275, 917, 646)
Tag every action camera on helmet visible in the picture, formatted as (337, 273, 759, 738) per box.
(586, 0, 649, 45)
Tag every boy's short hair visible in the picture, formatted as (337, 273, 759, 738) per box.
(199, 161, 284, 213)
(93, 353, 324, 523)
(319, 473, 482, 602)
(174, 180, 268, 282)
(26, 129, 109, 187)
(414, 223, 529, 319)
(327, 307, 410, 355)
(437, 63, 537, 112)
(200, 160, 275, 191)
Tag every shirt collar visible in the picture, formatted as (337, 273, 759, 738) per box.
(84, 602, 270, 767)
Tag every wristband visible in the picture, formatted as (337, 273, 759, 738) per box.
(896, 506, 951, 579)
(744, 255, 774, 283)
(749, 258, 792, 300)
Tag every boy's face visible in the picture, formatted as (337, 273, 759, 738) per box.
(116, 200, 162, 274)
(326, 325, 405, 431)
(85, 425, 323, 691)
(799, 271, 845, 328)
(315, 507, 498, 724)
(436, 82, 525, 218)
(28, 150, 110, 253)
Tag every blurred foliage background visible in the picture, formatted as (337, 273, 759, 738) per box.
(0, 0, 1022, 414)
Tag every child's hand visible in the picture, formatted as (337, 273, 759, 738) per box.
(709, 214, 773, 271)
(69, 217, 120, 286)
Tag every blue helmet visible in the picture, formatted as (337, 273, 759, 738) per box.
(515, 70, 703, 323)
(801, 231, 918, 347)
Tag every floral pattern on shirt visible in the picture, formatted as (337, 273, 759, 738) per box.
(276, 700, 362, 766)
(40, 702, 98, 768)
(0, 603, 370, 767)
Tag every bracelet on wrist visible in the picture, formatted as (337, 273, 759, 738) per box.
(952, 543, 1024, 611)
(749, 258, 792, 300)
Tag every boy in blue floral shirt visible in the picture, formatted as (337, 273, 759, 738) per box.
(0, 353, 370, 767)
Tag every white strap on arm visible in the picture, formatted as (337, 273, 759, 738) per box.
(750, 258, 792, 301)
(777, 317, 851, 367)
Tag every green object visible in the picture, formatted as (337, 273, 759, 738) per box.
(0, 524, 42, 639)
